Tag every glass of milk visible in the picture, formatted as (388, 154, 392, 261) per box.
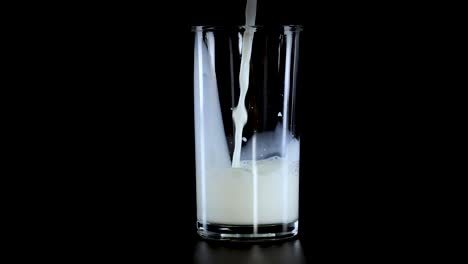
(193, 25, 303, 241)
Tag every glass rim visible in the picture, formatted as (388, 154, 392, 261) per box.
(191, 25, 303, 32)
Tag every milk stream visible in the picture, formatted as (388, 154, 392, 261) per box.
(231, 0, 257, 168)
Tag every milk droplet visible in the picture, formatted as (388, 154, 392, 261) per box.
(278, 112, 282, 117)
(242, 137, 247, 142)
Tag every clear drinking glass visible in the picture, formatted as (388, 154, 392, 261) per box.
(193, 25, 302, 241)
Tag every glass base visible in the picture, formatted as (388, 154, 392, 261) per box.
(197, 220, 298, 242)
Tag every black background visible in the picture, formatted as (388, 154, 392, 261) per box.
(75, 0, 413, 261)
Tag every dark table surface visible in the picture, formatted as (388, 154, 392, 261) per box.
(84, 234, 402, 263)
(81, 208, 403, 262)
(193, 238, 306, 264)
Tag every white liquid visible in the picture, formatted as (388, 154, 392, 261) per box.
(231, 0, 257, 168)
(197, 140, 300, 225)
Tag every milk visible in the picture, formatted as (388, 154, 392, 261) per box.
(197, 139, 300, 225)
(198, 157, 299, 225)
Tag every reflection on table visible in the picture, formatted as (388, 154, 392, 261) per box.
(194, 239, 306, 264)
